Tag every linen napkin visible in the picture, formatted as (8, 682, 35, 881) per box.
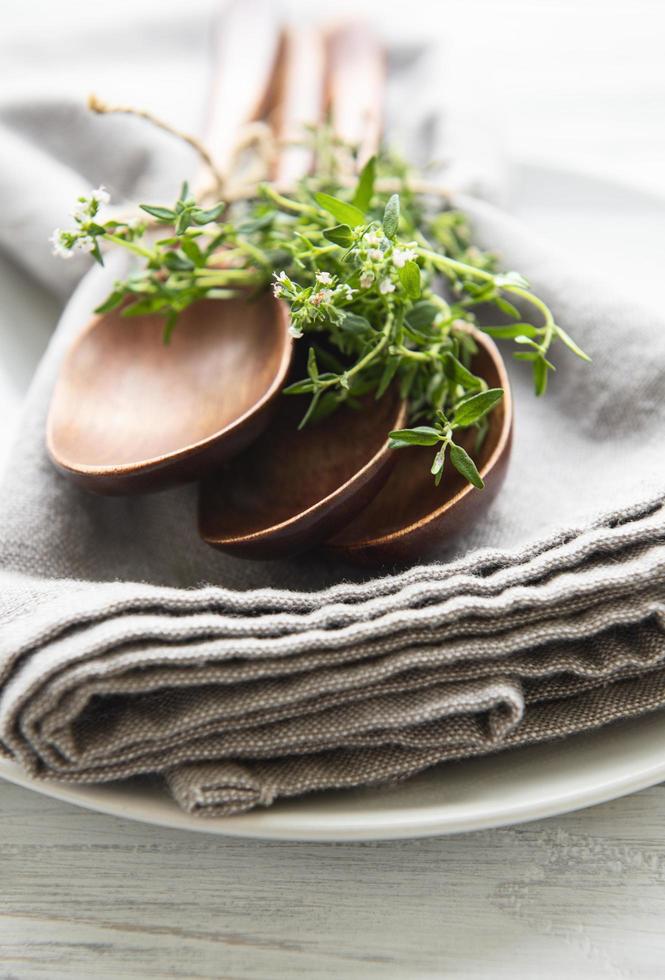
(1, 11, 665, 817)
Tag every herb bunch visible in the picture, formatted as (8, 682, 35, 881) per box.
(51, 140, 589, 490)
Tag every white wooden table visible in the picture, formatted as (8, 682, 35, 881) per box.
(3, 779, 665, 978)
(3, 1, 665, 976)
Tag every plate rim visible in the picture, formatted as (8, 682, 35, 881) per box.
(3, 712, 665, 841)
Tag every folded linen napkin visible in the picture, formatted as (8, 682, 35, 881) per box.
(1, 190, 665, 814)
(1, 9, 665, 816)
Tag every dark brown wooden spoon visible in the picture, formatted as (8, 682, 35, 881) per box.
(326, 22, 385, 169)
(47, 1, 290, 495)
(325, 329, 513, 565)
(197, 21, 401, 559)
(194, 0, 281, 193)
(199, 382, 407, 559)
(269, 24, 326, 188)
(47, 294, 292, 494)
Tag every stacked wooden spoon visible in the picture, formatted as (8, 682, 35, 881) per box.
(46, 2, 512, 564)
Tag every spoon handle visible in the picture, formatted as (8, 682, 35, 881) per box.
(326, 22, 386, 170)
(197, 0, 281, 189)
(269, 25, 327, 189)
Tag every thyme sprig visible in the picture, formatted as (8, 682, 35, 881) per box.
(50, 140, 589, 490)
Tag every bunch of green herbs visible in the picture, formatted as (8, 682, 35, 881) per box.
(51, 144, 589, 490)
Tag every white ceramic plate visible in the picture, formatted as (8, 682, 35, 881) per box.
(2, 164, 665, 840)
(3, 712, 665, 840)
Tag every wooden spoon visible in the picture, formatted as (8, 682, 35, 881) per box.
(47, 295, 291, 495)
(197, 24, 406, 559)
(47, 1, 291, 495)
(269, 24, 327, 188)
(325, 328, 513, 564)
(199, 378, 407, 559)
(326, 22, 385, 170)
(193, 0, 281, 194)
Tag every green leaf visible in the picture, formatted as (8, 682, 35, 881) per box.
(406, 301, 441, 331)
(94, 290, 126, 314)
(163, 251, 194, 272)
(453, 388, 504, 427)
(315, 347, 346, 373)
(399, 361, 418, 400)
(351, 156, 376, 211)
(398, 260, 421, 299)
(431, 447, 446, 480)
(91, 240, 104, 267)
(450, 442, 484, 489)
(340, 311, 373, 335)
(139, 204, 176, 222)
(307, 346, 319, 381)
(323, 224, 354, 247)
(514, 334, 541, 349)
(388, 426, 441, 448)
(442, 353, 483, 390)
(306, 390, 341, 424)
(121, 297, 166, 317)
(556, 323, 591, 362)
(533, 356, 549, 396)
(283, 378, 317, 396)
(237, 210, 275, 234)
(192, 203, 225, 225)
(494, 295, 521, 319)
(179, 181, 190, 202)
(180, 238, 204, 265)
(314, 192, 366, 228)
(162, 310, 178, 345)
(298, 391, 321, 429)
(375, 356, 400, 399)
(382, 194, 400, 238)
(482, 323, 539, 340)
(175, 211, 193, 235)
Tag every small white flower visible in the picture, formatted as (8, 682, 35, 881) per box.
(368, 248, 383, 262)
(310, 288, 333, 307)
(359, 271, 374, 289)
(71, 201, 89, 222)
(495, 270, 529, 288)
(316, 271, 333, 284)
(272, 270, 290, 297)
(337, 284, 355, 301)
(379, 278, 396, 295)
(392, 247, 416, 269)
(49, 228, 74, 259)
(73, 235, 95, 254)
(288, 323, 303, 339)
(71, 186, 111, 221)
(365, 231, 381, 246)
(90, 185, 110, 206)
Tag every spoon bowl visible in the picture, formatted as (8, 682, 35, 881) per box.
(47, 293, 292, 494)
(199, 383, 407, 559)
(325, 328, 513, 564)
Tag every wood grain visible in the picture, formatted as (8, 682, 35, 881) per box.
(199, 380, 406, 559)
(2, 779, 665, 978)
(47, 294, 292, 495)
(327, 328, 513, 564)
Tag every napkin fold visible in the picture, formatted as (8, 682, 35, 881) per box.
(1, 8, 665, 816)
